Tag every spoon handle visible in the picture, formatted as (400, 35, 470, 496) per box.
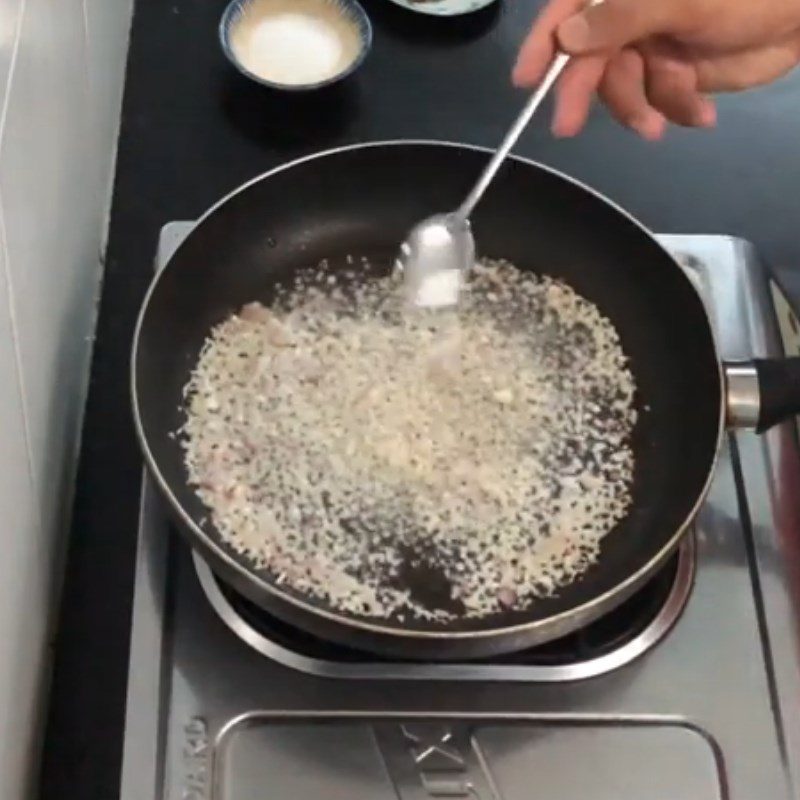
(458, 50, 571, 219)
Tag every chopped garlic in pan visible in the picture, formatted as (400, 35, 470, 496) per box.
(180, 258, 636, 622)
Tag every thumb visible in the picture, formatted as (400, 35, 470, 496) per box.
(557, 0, 676, 54)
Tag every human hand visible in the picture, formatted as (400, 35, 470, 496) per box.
(513, 0, 800, 139)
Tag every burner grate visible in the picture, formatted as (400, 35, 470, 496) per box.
(195, 536, 694, 679)
(217, 557, 678, 666)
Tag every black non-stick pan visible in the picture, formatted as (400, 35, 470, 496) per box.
(132, 141, 800, 660)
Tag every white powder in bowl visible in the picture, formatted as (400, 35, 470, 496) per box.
(230, 0, 362, 86)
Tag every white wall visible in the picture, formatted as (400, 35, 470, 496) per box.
(0, 0, 132, 797)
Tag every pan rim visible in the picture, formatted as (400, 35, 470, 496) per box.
(130, 138, 725, 644)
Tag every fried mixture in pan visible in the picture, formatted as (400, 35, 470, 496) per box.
(180, 258, 636, 622)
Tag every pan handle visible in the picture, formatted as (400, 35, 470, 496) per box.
(725, 358, 800, 433)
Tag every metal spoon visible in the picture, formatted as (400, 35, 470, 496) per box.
(397, 50, 573, 308)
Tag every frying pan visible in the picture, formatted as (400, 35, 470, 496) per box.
(132, 141, 800, 660)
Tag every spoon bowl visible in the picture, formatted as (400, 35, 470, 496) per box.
(396, 213, 474, 308)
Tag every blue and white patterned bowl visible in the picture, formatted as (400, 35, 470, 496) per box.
(220, 0, 372, 91)
(384, 0, 498, 16)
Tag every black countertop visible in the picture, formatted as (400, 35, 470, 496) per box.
(38, 0, 800, 797)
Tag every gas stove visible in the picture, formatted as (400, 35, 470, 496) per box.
(121, 226, 800, 799)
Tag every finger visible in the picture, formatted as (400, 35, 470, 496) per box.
(557, 0, 679, 55)
(644, 48, 716, 127)
(599, 49, 667, 140)
(513, 0, 586, 87)
(552, 55, 608, 137)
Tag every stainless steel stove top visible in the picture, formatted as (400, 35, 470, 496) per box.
(121, 227, 800, 800)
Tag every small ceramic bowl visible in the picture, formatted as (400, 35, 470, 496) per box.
(220, 0, 372, 91)
(385, 0, 498, 16)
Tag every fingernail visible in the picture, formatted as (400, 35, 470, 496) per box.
(633, 113, 665, 141)
(697, 100, 716, 128)
(512, 45, 535, 87)
(557, 15, 591, 52)
(551, 119, 577, 138)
